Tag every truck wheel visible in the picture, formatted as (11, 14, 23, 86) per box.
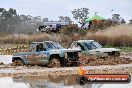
(115, 52, 120, 57)
(48, 58, 61, 68)
(12, 60, 25, 66)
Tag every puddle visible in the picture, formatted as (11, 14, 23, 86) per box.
(0, 56, 132, 88)
(0, 75, 82, 88)
(0, 75, 131, 88)
(0, 55, 12, 64)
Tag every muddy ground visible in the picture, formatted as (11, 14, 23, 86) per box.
(0, 64, 132, 77)
(0, 52, 131, 77)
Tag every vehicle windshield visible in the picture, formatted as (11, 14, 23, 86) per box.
(45, 42, 63, 49)
(54, 42, 64, 49)
(93, 42, 102, 48)
(45, 42, 57, 49)
(84, 41, 102, 50)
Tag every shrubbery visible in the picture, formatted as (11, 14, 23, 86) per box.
(85, 25, 132, 46)
(0, 25, 132, 47)
(60, 24, 87, 36)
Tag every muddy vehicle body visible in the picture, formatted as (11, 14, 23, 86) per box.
(70, 40, 121, 58)
(12, 41, 81, 67)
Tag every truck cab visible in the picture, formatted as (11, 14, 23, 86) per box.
(12, 41, 81, 67)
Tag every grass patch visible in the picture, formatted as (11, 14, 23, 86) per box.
(118, 47, 132, 52)
(104, 45, 132, 52)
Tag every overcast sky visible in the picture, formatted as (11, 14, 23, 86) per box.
(0, 0, 132, 22)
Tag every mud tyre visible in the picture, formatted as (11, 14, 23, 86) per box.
(115, 52, 120, 57)
(12, 60, 25, 66)
(48, 58, 61, 68)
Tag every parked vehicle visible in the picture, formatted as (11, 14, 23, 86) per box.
(12, 41, 81, 67)
(69, 40, 121, 58)
(37, 23, 68, 33)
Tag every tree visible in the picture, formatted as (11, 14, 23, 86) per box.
(33, 16, 41, 22)
(64, 16, 71, 23)
(0, 8, 6, 15)
(42, 18, 48, 22)
(0, 8, 21, 33)
(120, 18, 126, 24)
(71, 8, 89, 24)
(129, 19, 132, 24)
(8, 8, 17, 16)
(112, 14, 120, 23)
(59, 16, 65, 22)
(19, 15, 32, 22)
(15, 15, 43, 34)
(58, 16, 71, 23)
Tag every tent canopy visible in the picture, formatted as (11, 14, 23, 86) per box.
(85, 15, 105, 22)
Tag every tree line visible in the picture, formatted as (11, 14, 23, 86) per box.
(0, 8, 72, 34)
(0, 8, 132, 34)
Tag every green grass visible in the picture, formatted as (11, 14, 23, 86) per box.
(118, 47, 132, 52)
(104, 45, 132, 52)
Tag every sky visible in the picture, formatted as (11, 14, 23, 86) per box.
(0, 0, 132, 22)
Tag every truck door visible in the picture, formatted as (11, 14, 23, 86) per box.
(33, 43, 49, 65)
(26, 43, 48, 65)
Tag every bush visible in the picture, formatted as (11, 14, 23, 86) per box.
(89, 20, 117, 30)
(60, 24, 80, 34)
(0, 25, 132, 47)
(84, 25, 132, 46)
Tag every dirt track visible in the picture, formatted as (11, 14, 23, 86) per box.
(0, 64, 132, 77)
(0, 53, 132, 77)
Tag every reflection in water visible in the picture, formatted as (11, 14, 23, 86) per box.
(13, 75, 85, 88)
(0, 75, 131, 88)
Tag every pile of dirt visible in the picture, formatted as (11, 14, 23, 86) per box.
(79, 55, 132, 66)
(0, 46, 29, 55)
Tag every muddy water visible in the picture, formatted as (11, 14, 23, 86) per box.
(0, 75, 131, 88)
(0, 75, 82, 88)
(0, 56, 132, 88)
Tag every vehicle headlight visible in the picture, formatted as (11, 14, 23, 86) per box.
(64, 52, 68, 59)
